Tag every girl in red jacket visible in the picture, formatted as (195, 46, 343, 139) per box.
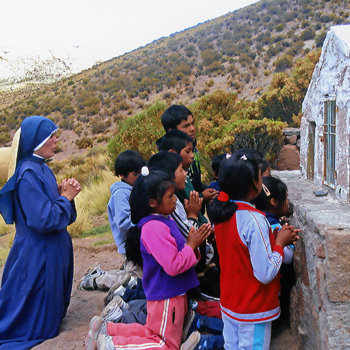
(207, 154, 298, 350)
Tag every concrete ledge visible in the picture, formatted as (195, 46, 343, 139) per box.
(272, 170, 350, 350)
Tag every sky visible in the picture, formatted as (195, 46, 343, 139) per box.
(0, 0, 260, 61)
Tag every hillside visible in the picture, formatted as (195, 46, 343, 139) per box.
(0, 0, 348, 157)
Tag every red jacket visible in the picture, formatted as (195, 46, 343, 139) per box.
(215, 202, 284, 323)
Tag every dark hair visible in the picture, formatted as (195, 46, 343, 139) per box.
(260, 159, 270, 175)
(114, 150, 145, 178)
(211, 153, 227, 177)
(233, 148, 264, 165)
(207, 154, 260, 224)
(125, 170, 174, 267)
(159, 130, 193, 154)
(161, 105, 193, 132)
(147, 152, 183, 179)
(254, 176, 288, 212)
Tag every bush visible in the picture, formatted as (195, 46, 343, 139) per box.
(107, 101, 166, 163)
(300, 27, 315, 41)
(275, 24, 285, 32)
(76, 137, 94, 149)
(228, 118, 286, 164)
(315, 31, 327, 48)
(273, 54, 293, 72)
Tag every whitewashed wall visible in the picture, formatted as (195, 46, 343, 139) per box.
(301, 25, 350, 201)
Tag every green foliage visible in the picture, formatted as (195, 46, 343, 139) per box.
(228, 118, 286, 163)
(273, 54, 293, 72)
(107, 100, 167, 163)
(201, 49, 221, 66)
(275, 24, 285, 32)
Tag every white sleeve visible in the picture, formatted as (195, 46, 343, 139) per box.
(238, 211, 283, 284)
(170, 196, 198, 239)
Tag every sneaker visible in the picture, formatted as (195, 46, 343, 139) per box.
(103, 274, 131, 305)
(182, 310, 200, 343)
(101, 296, 124, 323)
(181, 331, 202, 350)
(181, 331, 223, 350)
(85, 316, 106, 350)
(78, 266, 104, 291)
(127, 276, 138, 289)
(97, 334, 115, 350)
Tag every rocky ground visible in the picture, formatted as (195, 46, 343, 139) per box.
(0, 233, 298, 350)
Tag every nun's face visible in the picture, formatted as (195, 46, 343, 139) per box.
(34, 134, 58, 159)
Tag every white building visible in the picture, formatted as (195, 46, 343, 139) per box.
(300, 25, 350, 201)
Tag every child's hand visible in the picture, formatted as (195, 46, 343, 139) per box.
(184, 191, 203, 219)
(275, 224, 300, 248)
(187, 224, 211, 250)
(202, 188, 219, 204)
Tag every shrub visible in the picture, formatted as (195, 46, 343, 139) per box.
(76, 137, 94, 149)
(91, 120, 108, 134)
(300, 27, 315, 41)
(228, 118, 286, 164)
(315, 31, 327, 48)
(273, 54, 293, 72)
(107, 100, 166, 163)
(275, 24, 285, 32)
(207, 79, 215, 87)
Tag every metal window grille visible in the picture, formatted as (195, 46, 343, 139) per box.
(323, 98, 336, 188)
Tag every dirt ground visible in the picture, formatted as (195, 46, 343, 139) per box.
(0, 233, 298, 350)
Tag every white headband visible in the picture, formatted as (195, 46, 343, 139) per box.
(34, 130, 57, 151)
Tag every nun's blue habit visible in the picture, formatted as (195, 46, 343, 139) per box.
(0, 116, 76, 349)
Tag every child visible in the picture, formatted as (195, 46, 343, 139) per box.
(159, 130, 220, 301)
(205, 154, 299, 350)
(147, 152, 202, 240)
(158, 130, 209, 228)
(208, 153, 227, 191)
(79, 151, 145, 291)
(85, 168, 222, 350)
(254, 176, 300, 324)
(108, 150, 145, 257)
(157, 105, 218, 203)
(254, 176, 296, 265)
(233, 148, 271, 177)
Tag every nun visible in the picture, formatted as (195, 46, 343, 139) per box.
(0, 116, 81, 349)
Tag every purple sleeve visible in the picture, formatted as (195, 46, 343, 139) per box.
(141, 220, 198, 277)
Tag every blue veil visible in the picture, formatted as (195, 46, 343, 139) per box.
(0, 116, 57, 224)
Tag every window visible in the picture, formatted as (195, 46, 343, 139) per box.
(323, 98, 336, 188)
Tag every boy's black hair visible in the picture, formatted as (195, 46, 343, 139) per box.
(207, 154, 260, 225)
(211, 153, 227, 177)
(114, 150, 145, 178)
(161, 105, 193, 132)
(124, 170, 174, 267)
(159, 129, 193, 154)
(254, 176, 288, 212)
(147, 152, 183, 180)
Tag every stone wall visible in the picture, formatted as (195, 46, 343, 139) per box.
(274, 170, 350, 350)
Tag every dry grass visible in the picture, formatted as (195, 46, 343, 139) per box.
(68, 168, 117, 237)
(0, 230, 15, 267)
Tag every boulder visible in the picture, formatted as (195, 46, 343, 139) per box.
(276, 145, 300, 170)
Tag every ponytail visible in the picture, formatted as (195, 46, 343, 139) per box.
(124, 226, 143, 268)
